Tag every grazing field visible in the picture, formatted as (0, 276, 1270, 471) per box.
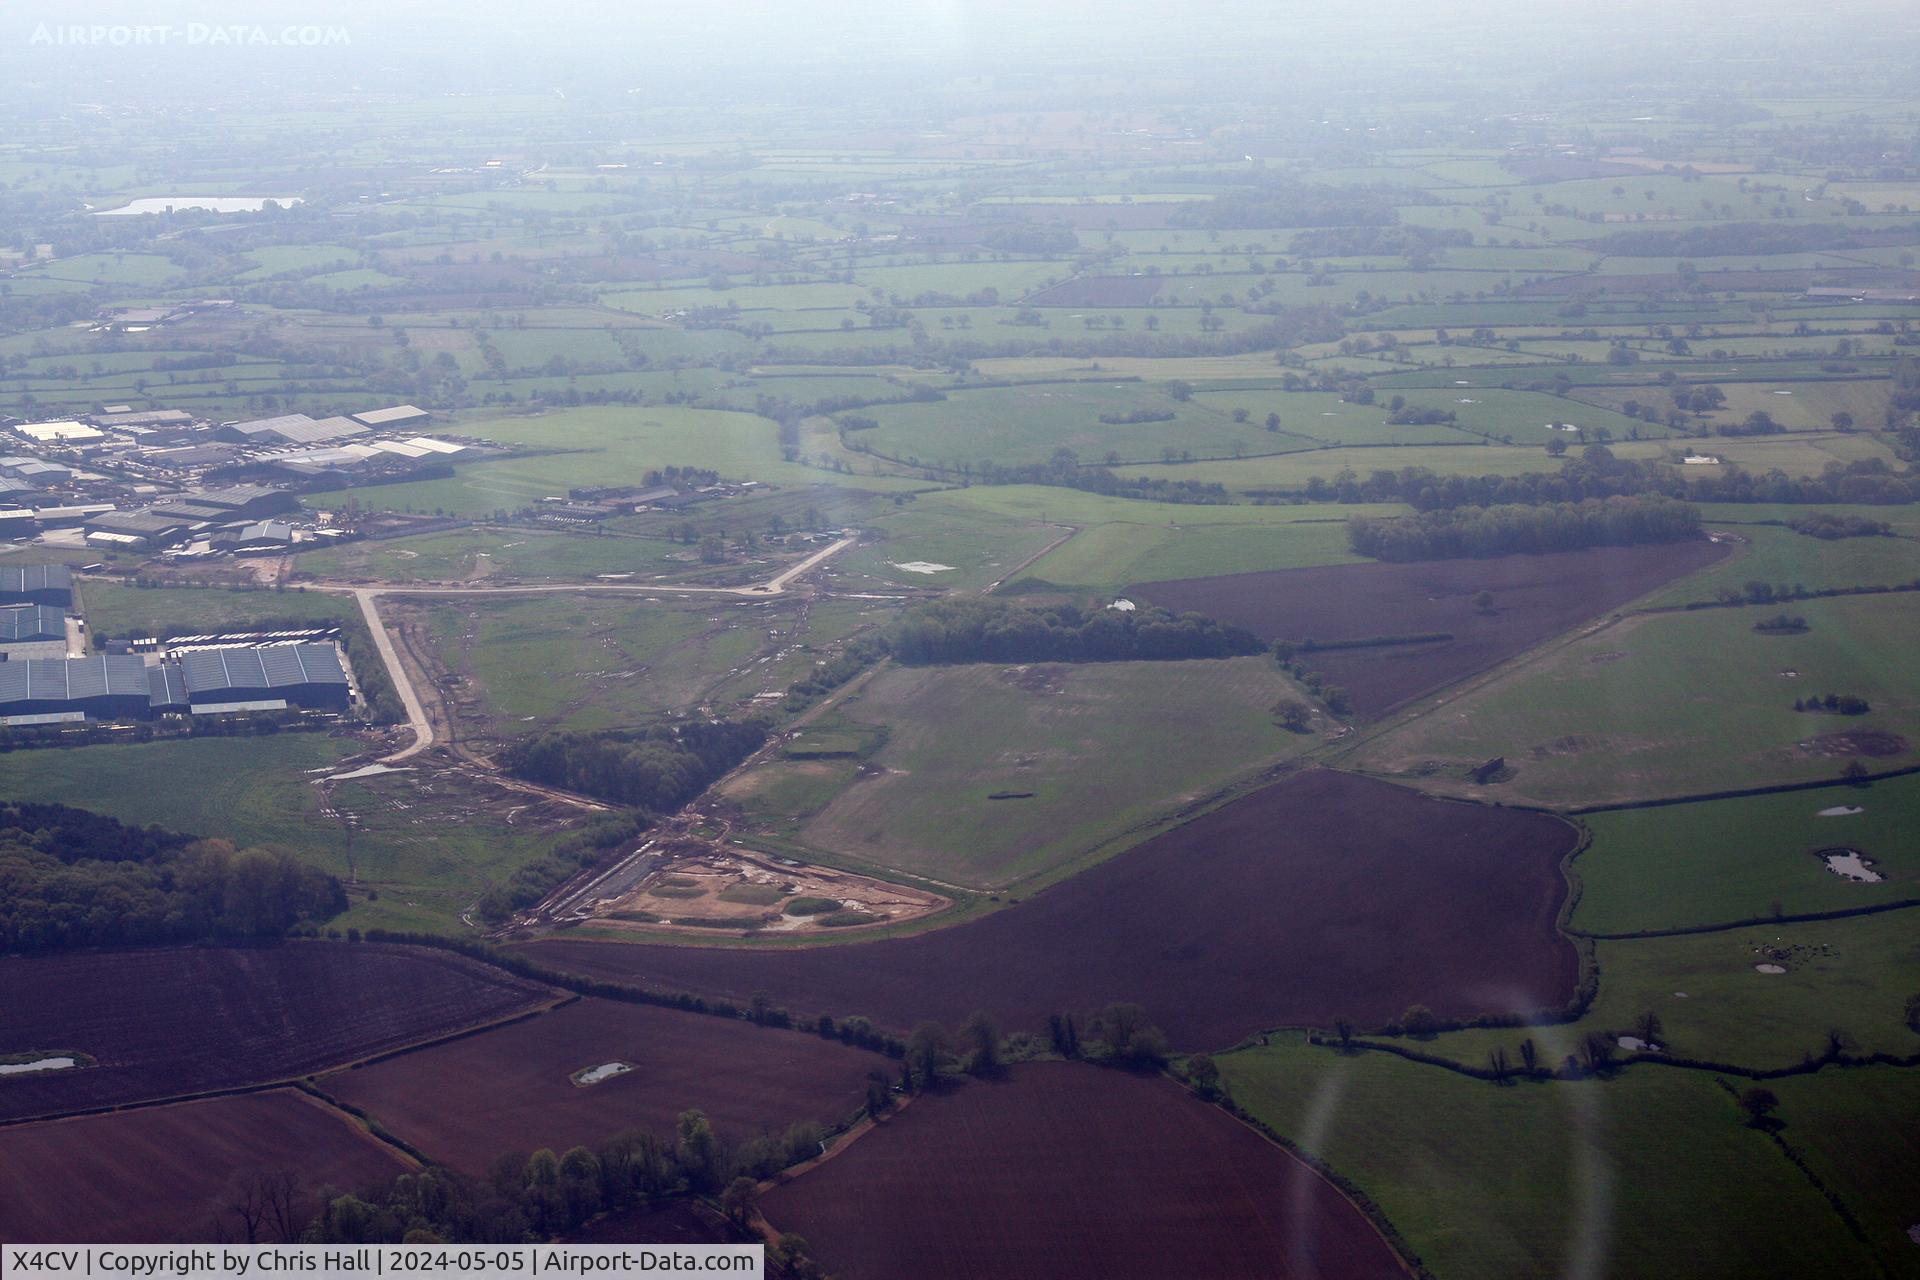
(759, 1063, 1408, 1280)
(0, 945, 554, 1120)
(1767, 1067, 1920, 1280)
(323, 998, 890, 1173)
(731, 657, 1315, 888)
(1373, 909, 1920, 1072)
(1217, 1035, 1878, 1280)
(523, 770, 1579, 1048)
(1134, 541, 1730, 719)
(1573, 774, 1920, 933)
(1633, 520, 1920, 608)
(0, 1090, 410, 1243)
(297, 527, 695, 583)
(1354, 592, 1920, 806)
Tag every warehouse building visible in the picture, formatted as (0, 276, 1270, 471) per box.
(0, 564, 72, 608)
(0, 457, 73, 487)
(351, 404, 430, 429)
(0, 605, 69, 653)
(146, 662, 189, 714)
(0, 655, 152, 722)
(217, 413, 366, 447)
(178, 643, 350, 712)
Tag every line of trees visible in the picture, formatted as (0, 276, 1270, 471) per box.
(1291, 452, 1920, 510)
(0, 801, 344, 951)
(885, 598, 1265, 665)
(500, 720, 768, 814)
(1347, 495, 1703, 562)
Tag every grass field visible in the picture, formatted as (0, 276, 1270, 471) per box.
(1634, 521, 1920, 608)
(1767, 1067, 1920, 1279)
(1354, 592, 1920, 806)
(77, 581, 359, 641)
(1217, 1034, 1878, 1280)
(304, 406, 919, 517)
(726, 656, 1315, 888)
(1573, 774, 1920, 932)
(297, 527, 694, 583)
(1374, 909, 1920, 1071)
(0, 735, 580, 933)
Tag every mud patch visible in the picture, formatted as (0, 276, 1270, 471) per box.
(1797, 730, 1908, 759)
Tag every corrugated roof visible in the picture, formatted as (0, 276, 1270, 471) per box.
(0, 564, 72, 596)
(147, 662, 188, 708)
(180, 643, 347, 693)
(0, 655, 148, 707)
(0, 605, 67, 643)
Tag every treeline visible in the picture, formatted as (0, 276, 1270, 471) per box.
(1169, 179, 1400, 230)
(1287, 226, 1473, 257)
(0, 801, 344, 951)
(970, 457, 1230, 504)
(1788, 512, 1894, 539)
(1348, 496, 1702, 562)
(886, 598, 1265, 665)
(299, 1111, 832, 1251)
(1587, 221, 1920, 257)
(500, 720, 769, 812)
(1296, 452, 1920, 510)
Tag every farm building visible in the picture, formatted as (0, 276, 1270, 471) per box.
(0, 655, 152, 722)
(351, 404, 430, 429)
(178, 643, 350, 711)
(0, 565, 72, 608)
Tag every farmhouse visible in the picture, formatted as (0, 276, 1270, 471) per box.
(0, 564, 73, 608)
(177, 643, 351, 712)
(0, 655, 153, 723)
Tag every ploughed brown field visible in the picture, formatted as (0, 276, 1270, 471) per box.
(0, 944, 555, 1122)
(0, 1089, 410, 1242)
(521, 770, 1578, 1049)
(324, 998, 892, 1173)
(1132, 541, 1730, 719)
(760, 1062, 1408, 1280)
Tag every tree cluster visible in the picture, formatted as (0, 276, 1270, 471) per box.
(885, 598, 1265, 665)
(1347, 495, 1702, 562)
(0, 801, 344, 951)
(501, 720, 768, 813)
(1787, 512, 1894, 539)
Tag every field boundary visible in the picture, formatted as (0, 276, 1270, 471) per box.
(1569, 896, 1920, 941)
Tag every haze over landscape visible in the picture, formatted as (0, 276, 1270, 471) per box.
(0, 1, 1916, 1275)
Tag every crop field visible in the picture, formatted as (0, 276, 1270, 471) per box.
(0, 945, 555, 1120)
(732, 657, 1316, 888)
(322, 998, 890, 1173)
(1371, 908, 1920, 1072)
(759, 1063, 1407, 1280)
(1573, 774, 1920, 933)
(524, 770, 1578, 1048)
(1217, 1035, 1876, 1280)
(1134, 541, 1730, 719)
(0, 1090, 411, 1243)
(1354, 591, 1920, 805)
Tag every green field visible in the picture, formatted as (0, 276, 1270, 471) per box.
(1574, 775, 1920, 932)
(1218, 1034, 1875, 1280)
(0, 734, 574, 932)
(296, 527, 694, 583)
(1354, 592, 1920, 806)
(1374, 909, 1920, 1071)
(1767, 1067, 1920, 1279)
(726, 655, 1316, 889)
